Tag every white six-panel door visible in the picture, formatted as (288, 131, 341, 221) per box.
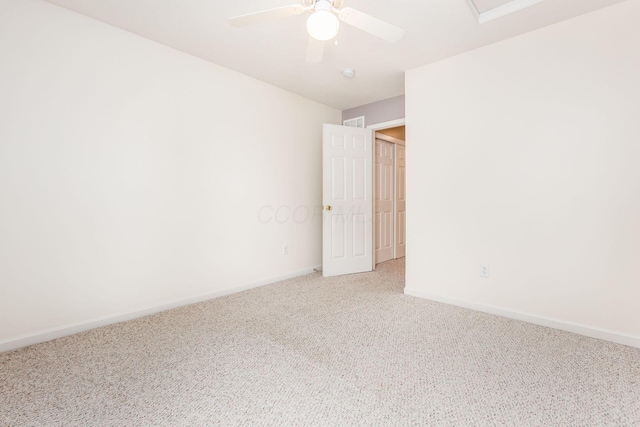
(375, 139, 394, 264)
(322, 124, 373, 277)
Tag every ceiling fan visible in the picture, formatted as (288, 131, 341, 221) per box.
(228, 0, 405, 63)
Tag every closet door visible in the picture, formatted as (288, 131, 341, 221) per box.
(375, 139, 394, 264)
(395, 144, 406, 259)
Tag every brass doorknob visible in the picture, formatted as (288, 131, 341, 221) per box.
(325, 205, 332, 211)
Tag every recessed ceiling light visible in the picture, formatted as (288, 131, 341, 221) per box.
(466, 0, 546, 24)
(342, 68, 355, 78)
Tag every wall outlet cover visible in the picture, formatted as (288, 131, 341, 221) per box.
(480, 264, 490, 278)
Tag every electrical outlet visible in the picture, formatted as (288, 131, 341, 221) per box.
(282, 245, 288, 255)
(480, 264, 490, 278)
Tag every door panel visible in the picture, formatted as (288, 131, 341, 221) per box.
(375, 139, 394, 264)
(352, 214, 367, 257)
(331, 215, 346, 259)
(331, 157, 346, 200)
(395, 144, 406, 258)
(322, 124, 373, 277)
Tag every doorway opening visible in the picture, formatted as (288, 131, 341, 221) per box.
(368, 120, 406, 267)
(321, 119, 405, 278)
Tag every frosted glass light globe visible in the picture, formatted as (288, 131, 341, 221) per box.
(306, 10, 339, 41)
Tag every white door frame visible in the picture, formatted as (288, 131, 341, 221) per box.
(368, 118, 406, 132)
(367, 119, 405, 269)
(374, 138, 395, 264)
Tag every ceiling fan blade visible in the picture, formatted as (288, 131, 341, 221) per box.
(338, 8, 404, 43)
(228, 4, 306, 27)
(306, 37, 325, 63)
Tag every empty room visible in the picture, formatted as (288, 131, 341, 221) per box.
(1, 0, 639, 425)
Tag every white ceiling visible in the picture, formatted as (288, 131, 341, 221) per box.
(472, 0, 518, 14)
(44, 0, 626, 110)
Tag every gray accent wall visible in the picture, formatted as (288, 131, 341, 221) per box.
(342, 95, 405, 126)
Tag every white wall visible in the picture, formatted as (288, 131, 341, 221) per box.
(406, 0, 640, 346)
(0, 0, 340, 350)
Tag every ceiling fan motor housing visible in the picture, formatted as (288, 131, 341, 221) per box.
(304, 0, 344, 8)
(314, 0, 332, 12)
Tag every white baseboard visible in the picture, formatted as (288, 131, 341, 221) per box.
(0, 266, 321, 353)
(404, 288, 640, 349)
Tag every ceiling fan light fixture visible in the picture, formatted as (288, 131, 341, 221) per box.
(307, 9, 340, 41)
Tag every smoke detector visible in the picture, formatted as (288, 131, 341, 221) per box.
(342, 68, 355, 78)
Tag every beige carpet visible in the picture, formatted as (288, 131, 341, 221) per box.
(1, 259, 639, 426)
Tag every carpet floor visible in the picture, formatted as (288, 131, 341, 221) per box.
(1, 259, 639, 426)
